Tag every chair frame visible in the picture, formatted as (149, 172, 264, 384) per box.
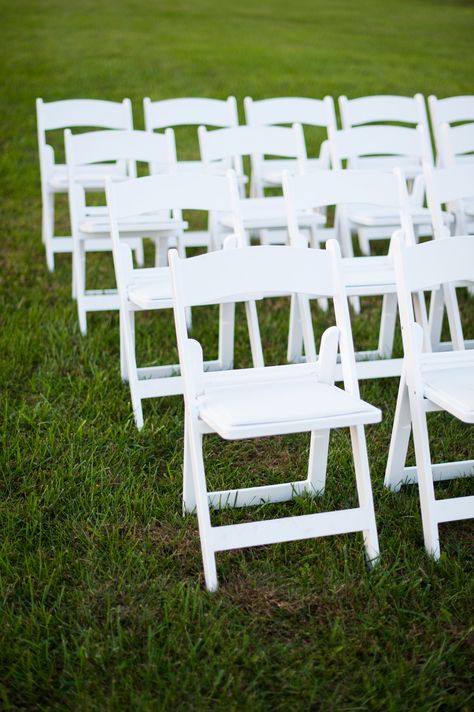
(385, 235, 474, 559)
(170, 240, 381, 591)
(243, 96, 337, 196)
(36, 97, 133, 270)
(65, 128, 180, 335)
(283, 168, 419, 380)
(106, 170, 263, 430)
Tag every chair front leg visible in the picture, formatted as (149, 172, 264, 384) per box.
(377, 293, 398, 359)
(408, 391, 441, 559)
(350, 424, 380, 565)
(384, 370, 412, 491)
(187, 414, 218, 591)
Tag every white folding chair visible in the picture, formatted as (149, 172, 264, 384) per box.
(107, 170, 263, 430)
(423, 162, 474, 351)
(199, 123, 325, 247)
(143, 97, 239, 250)
(283, 168, 421, 379)
(170, 240, 381, 591)
(385, 235, 474, 559)
(339, 93, 428, 134)
(328, 124, 440, 255)
(36, 98, 133, 271)
(243, 96, 337, 195)
(428, 95, 474, 166)
(65, 128, 182, 335)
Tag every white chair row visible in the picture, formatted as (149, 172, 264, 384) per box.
(103, 163, 474, 430)
(62, 118, 465, 338)
(37, 94, 474, 269)
(166, 233, 473, 590)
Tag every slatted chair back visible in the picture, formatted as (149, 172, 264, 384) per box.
(199, 124, 307, 190)
(339, 94, 428, 129)
(143, 96, 238, 130)
(107, 170, 244, 290)
(328, 124, 431, 171)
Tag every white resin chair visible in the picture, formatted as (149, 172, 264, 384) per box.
(385, 235, 474, 559)
(170, 240, 381, 591)
(423, 162, 474, 351)
(199, 123, 325, 247)
(243, 96, 337, 195)
(328, 124, 437, 254)
(339, 94, 428, 135)
(283, 168, 419, 379)
(144, 97, 239, 250)
(65, 128, 182, 335)
(428, 95, 474, 166)
(36, 98, 133, 271)
(106, 170, 263, 430)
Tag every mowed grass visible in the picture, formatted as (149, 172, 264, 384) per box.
(1, 0, 474, 708)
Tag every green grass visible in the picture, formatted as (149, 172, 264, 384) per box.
(1, 0, 474, 708)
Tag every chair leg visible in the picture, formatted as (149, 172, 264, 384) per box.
(218, 302, 235, 370)
(357, 229, 371, 256)
(183, 419, 197, 514)
(73, 241, 88, 336)
(377, 293, 398, 359)
(409, 393, 441, 559)
(120, 309, 133, 382)
(384, 372, 412, 491)
(429, 288, 444, 352)
(307, 429, 330, 494)
(287, 295, 304, 363)
(245, 301, 264, 368)
(187, 420, 218, 591)
(122, 308, 143, 430)
(44, 192, 55, 272)
(134, 239, 145, 267)
(350, 424, 380, 564)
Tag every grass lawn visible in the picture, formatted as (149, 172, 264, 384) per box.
(1, 0, 474, 708)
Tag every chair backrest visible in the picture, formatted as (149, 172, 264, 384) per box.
(65, 129, 177, 239)
(423, 162, 474, 237)
(198, 124, 307, 181)
(244, 96, 337, 129)
(65, 128, 176, 177)
(438, 122, 474, 167)
(428, 95, 474, 163)
(393, 234, 474, 370)
(283, 168, 416, 245)
(36, 98, 133, 180)
(169, 240, 361, 397)
(143, 96, 238, 130)
(339, 94, 428, 129)
(328, 124, 430, 169)
(107, 170, 242, 221)
(107, 170, 245, 295)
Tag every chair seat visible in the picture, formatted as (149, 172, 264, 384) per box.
(261, 157, 326, 185)
(79, 211, 187, 235)
(198, 369, 381, 439)
(219, 198, 325, 231)
(342, 256, 395, 289)
(424, 364, 474, 423)
(48, 163, 126, 190)
(349, 206, 452, 228)
(127, 268, 172, 309)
